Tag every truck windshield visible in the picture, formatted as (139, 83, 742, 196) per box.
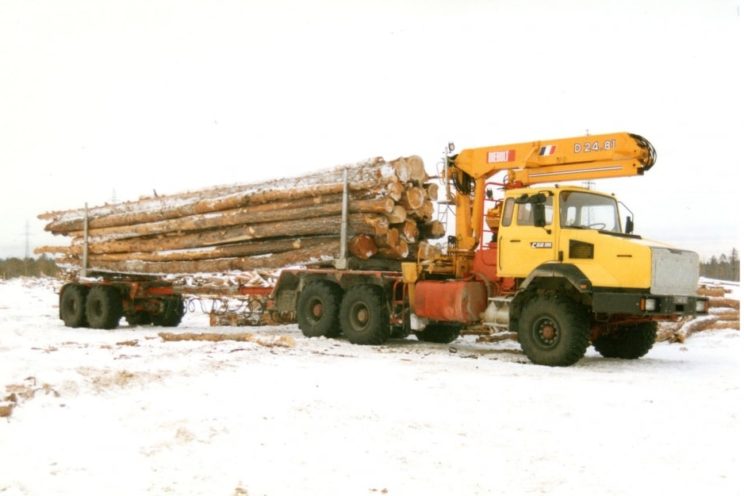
(559, 191, 621, 233)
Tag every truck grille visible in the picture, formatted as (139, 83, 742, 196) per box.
(650, 247, 699, 296)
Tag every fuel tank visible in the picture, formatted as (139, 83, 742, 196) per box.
(413, 280, 487, 323)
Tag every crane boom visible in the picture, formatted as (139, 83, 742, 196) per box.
(447, 132, 656, 251)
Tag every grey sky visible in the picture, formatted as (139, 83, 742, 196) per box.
(1, 0, 741, 260)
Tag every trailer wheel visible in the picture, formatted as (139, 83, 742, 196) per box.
(414, 324, 461, 344)
(152, 296, 184, 327)
(518, 295, 589, 366)
(60, 284, 89, 328)
(296, 281, 342, 338)
(593, 321, 657, 359)
(85, 286, 123, 330)
(339, 284, 390, 345)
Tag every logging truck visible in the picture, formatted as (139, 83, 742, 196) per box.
(57, 132, 707, 366)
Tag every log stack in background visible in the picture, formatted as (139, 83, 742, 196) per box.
(36, 156, 446, 275)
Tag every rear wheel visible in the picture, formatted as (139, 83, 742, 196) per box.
(152, 296, 184, 327)
(593, 321, 657, 359)
(296, 281, 342, 338)
(415, 323, 461, 344)
(339, 284, 390, 345)
(518, 295, 589, 366)
(85, 286, 123, 330)
(60, 284, 89, 328)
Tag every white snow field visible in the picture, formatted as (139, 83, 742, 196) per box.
(1, 277, 741, 496)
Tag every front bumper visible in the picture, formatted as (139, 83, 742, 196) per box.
(592, 291, 707, 316)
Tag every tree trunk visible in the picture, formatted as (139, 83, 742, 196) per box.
(395, 218, 420, 243)
(385, 205, 407, 224)
(348, 235, 378, 260)
(410, 201, 434, 221)
(420, 220, 446, 239)
(399, 186, 426, 210)
(423, 183, 439, 201)
(69, 197, 394, 241)
(82, 236, 338, 262)
(67, 213, 387, 255)
(376, 239, 409, 259)
(417, 241, 443, 260)
(86, 241, 340, 274)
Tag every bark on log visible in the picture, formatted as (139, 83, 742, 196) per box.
(38, 154, 434, 273)
(86, 241, 341, 274)
(40, 156, 424, 231)
(69, 197, 394, 241)
(39, 157, 392, 221)
(83, 237, 338, 262)
(45, 181, 391, 233)
(65, 213, 388, 255)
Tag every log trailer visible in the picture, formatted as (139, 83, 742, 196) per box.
(58, 132, 708, 366)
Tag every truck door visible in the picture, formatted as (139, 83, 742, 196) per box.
(498, 194, 557, 277)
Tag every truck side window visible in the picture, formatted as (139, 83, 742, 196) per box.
(516, 200, 553, 226)
(501, 198, 514, 226)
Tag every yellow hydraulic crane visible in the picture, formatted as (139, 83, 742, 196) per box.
(446, 132, 656, 252)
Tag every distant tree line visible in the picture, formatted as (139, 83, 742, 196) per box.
(0, 256, 60, 279)
(700, 248, 740, 282)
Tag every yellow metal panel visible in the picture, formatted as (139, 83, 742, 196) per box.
(558, 230, 653, 289)
(498, 194, 558, 277)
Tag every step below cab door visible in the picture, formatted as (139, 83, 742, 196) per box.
(498, 193, 558, 278)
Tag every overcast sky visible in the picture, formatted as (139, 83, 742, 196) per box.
(1, 0, 741, 260)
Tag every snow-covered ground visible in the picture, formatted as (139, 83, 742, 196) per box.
(0, 278, 741, 495)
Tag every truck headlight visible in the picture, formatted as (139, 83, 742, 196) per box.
(642, 298, 657, 312)
(695, 299, 707, 312)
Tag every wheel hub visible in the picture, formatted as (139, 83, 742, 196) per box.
(541, 324, 556, 340)
(355, 307, 369, 325)
(534, 317, 560, 347)
(311, 302, 323, 318)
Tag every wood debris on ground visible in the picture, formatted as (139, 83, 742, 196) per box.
(657, 283, 740, 342)
(158, 332, 295, 348)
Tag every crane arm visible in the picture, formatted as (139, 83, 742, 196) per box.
(447, 132, 656, 251)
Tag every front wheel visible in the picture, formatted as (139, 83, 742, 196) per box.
(593, 321, 657, 359)
(518, 295, 589, 366)
(339, 284, 390, 345)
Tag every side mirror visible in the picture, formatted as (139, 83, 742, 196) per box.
(625, 215, 634, 234)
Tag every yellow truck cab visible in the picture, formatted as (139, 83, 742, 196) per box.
(499, 185, 703, 315)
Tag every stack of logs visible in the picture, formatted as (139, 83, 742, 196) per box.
(36, 156, 446, 275)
